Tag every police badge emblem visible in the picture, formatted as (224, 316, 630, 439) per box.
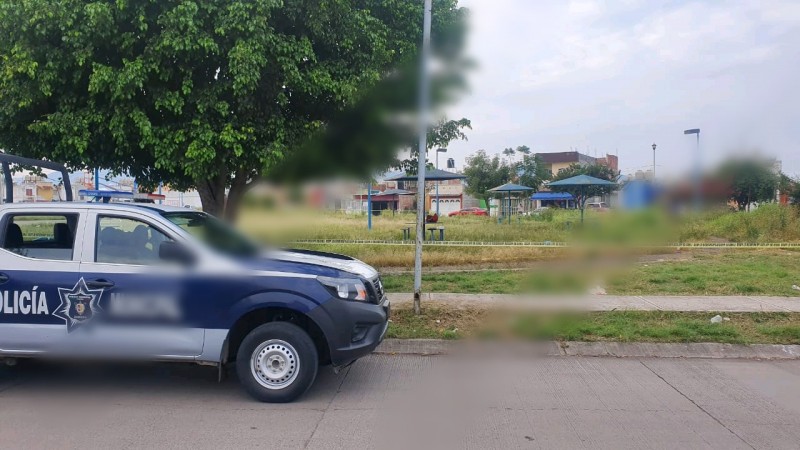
(54, 278, 104, 332)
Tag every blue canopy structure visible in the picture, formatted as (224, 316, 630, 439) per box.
(547, 174, 616, 187)
(530, 192, 574, 201)
(488, 182, 535, 193)
(546, 175, 617, 223)
(488, 183, 535, 224)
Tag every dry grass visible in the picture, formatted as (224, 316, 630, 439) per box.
(237, 205, 800, 268)
(285, 243, 567, 268)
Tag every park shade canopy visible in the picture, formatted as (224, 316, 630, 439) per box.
(546, 174, 617, 223)
(488, 182, 535, 224)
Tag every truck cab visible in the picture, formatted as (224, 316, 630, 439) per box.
(0, 201, 389, 402)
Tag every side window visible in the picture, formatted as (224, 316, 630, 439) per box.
(1, 214, 78, 261)
(96, 216, 172, 265)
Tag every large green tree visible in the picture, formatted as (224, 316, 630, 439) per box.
(0, 0, 468, 219)
(513, 149, 550, 191)
(462, 149, 511, 214)
(716, 158, 779, 211)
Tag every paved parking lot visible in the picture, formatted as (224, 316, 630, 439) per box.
(2, 354, 799, 449)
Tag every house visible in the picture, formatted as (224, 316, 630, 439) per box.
(535, 151, 619, 177)
(531, 151, 620, 207)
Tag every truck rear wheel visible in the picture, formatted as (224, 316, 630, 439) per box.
(236, 322, 318, 403)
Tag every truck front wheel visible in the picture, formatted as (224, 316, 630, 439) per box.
(236, 322, 319, 402)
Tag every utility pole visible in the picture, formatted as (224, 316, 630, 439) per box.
(413, 0, 432, 315)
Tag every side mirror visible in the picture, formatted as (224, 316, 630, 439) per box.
(159, 241, 195, 266)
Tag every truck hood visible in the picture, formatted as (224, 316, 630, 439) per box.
(257, 248, 379, 279)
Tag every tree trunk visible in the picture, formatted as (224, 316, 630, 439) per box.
(196, 172, 227, 218)
(223, 169, 251, 223)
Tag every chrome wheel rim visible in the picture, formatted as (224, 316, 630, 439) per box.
(251, 339, 299, 390)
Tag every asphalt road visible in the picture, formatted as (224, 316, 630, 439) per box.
(1, 354, 799, 449)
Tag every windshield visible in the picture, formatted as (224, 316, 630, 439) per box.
(162, 211, 259, 258)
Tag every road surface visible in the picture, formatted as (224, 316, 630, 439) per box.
(1, 354, 799, 449)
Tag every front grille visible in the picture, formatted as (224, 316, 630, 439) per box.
(371, 277, 384, 303)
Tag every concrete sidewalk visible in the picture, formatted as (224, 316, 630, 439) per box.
(387, 292, 800, 312)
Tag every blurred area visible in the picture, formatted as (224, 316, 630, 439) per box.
(236, 151, 800, 248)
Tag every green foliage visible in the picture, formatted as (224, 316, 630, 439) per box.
(462, 149, 511, 212)
(515, 153, 551, 191)
(786, 176, 800, 205)
(395, 117, 472, 173)
(0, 0, 469, 218)
(716, 158, 779, 210)
(681, 203, 800, 242)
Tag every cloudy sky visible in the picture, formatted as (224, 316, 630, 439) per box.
(444, 0, 800, 177)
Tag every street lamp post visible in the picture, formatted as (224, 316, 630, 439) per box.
(651, 143, 657, 181)
(413, 0, 433, 315)
(435, 148, 447, 215)
(684, 128, 701, 210)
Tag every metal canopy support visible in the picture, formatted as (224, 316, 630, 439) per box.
(0, 153, 73, 203)
(2, 162, 12, 204)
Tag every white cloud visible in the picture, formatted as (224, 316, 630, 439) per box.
(448, 0, 800, 175)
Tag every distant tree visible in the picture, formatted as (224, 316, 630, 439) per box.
(394, 118, 472, 174)
(515, 153, 550, 191)
(516, 145, 531, 156)
(788, 177, 800, 205)
(463, 150, 511, 214)
(717, 159, 778, 211)
(501, 146, 517, 165)
(778, 173, 800, 205)
(550, 163, 618, 219)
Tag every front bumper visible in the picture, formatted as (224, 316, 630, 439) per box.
(307, 295, 390, 367)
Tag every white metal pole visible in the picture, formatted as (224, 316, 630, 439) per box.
(413, 0, 432, 315)
(435, 152, 440, 215)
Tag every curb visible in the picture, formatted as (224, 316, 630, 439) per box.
(375, 339, 800, 360)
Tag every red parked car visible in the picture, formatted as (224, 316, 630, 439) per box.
(448, 207, 489, 217)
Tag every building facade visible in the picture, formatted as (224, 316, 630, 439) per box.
(535, 151, 619, 177)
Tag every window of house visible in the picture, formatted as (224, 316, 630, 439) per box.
(2, 214, 78, 260)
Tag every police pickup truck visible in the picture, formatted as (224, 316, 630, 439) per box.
(0, 156, 389, 403)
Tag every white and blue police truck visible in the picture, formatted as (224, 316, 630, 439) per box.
(0, 155, 389, 402)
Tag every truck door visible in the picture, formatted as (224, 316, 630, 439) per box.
(78, 211, 204, 359)
(0, 209, 86, 353)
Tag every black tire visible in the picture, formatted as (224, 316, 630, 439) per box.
(235, 322, 319, 403)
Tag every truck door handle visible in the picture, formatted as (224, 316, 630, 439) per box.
(0, 273, 8, 284)
(86, 279, 114, 289)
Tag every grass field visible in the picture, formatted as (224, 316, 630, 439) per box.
(239, 204, 800, 268)
(387, 305, 800, 344)
(240, 203, 800, 244)
(381, 250, 800, 296)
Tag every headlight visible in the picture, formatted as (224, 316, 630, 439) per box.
(318, 276, 368, 301)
